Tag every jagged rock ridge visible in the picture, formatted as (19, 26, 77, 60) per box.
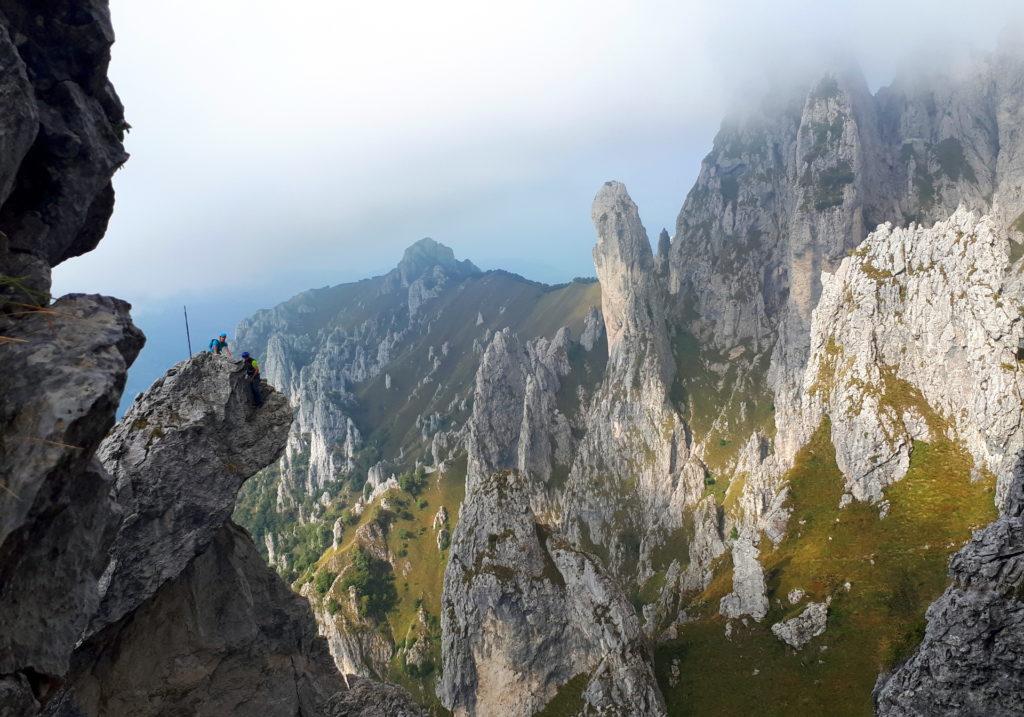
(439, 328, 665, 715)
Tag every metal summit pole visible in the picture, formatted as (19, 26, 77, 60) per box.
(184, 305, 193, 357)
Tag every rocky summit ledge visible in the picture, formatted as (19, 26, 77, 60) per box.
(90, 351, 294, 634)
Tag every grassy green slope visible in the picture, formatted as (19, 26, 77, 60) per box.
(302, 457, 467, 714)
(655, 421, 996, 716)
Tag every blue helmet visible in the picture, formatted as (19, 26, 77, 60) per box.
(219, 332, 227, 338)
(241, 352, 250, 359)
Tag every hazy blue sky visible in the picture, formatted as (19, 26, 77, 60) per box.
(53, 0, 1024, 300)
(48, 0, 1022, 409)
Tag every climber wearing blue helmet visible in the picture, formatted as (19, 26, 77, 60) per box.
(241, 351, 263, 407)
(208, 332, 232, 357)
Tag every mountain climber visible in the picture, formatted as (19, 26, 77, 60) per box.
(241, 351, 263, 407)
(209, 332, 232, 357)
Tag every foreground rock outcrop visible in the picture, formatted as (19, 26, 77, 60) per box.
(874, 458, 1024, 715)
(0, 2, 132, 705)
(0, 0, 129, 268)
(90, 352, 293, 633)
(0, 294, 142, 711)
(48, 522, 342, 717)
(48, 354, 425, 716)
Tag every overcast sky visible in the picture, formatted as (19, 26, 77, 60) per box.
(53, 0, 1023, 309)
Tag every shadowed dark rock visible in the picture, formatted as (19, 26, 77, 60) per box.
(0, 294, 142, 707)
(0, 0, 128, 267)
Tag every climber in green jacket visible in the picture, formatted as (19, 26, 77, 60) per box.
(241, 352, 263, 407)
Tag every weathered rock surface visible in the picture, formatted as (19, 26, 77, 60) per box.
(719, 534, 769, 621)
(0, 293, 142, 707)
(441, 323, 666, 716)
(323, 676, 426, 717)
(797, 208, 1023, 504)
(770, 601, 829, 649)
(47, 522, 344, 717)
(874, 460, 1024, 716)
(439, 471, 665, 717)
(467, 326, 575, 517)
(0, 0, 129, 267)
(90, 352, 293, 633)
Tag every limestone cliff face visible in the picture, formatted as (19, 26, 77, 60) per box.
(660, 50, 1024, 635)
(666, 51, 1024, 514)
(440, 469, 665, 717)
(440, 321, 665, 715)
(671, 50, 1024, 358)
(794, 209, 1023, 504)
(466, 327, 576, 518)
(563, 182, 708, 583)
(714, 207, 1023, 633)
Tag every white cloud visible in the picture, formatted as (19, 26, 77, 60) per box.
(53, 0, 1023, 302)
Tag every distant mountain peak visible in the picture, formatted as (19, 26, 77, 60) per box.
(398, 237, 480, 285)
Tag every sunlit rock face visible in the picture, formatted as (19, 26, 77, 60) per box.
(795, 209, 1023, 505)
(665, 47, 1024, 626)
(563, 182, 708, 586)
